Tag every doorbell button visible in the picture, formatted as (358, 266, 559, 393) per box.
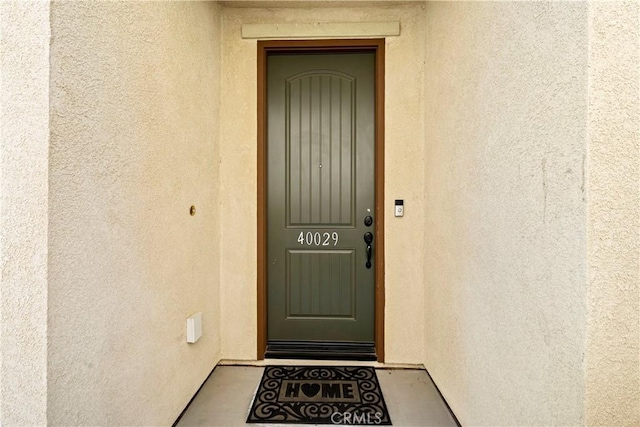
(394, 200, 404, 217)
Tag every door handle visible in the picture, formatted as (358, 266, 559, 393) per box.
(364, 232, 373, 269)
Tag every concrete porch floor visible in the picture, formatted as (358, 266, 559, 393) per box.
(175, 365, 458, 426)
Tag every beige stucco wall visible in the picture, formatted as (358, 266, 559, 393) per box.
(2, 1, 637, 425)
(585, 1, 640, 425)
(218, 2, 427, 363)
(48, 2, 222, 424)
(0, 2, 50, 425)
(422, 2, 589, 425)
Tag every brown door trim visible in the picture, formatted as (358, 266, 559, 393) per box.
(257, 39, 385, 362)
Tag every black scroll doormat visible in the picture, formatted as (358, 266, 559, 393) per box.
(247, 366, 392, 425)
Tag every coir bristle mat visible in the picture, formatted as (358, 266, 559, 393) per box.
(246, 365, 392, 425)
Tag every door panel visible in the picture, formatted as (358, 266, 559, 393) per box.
(267, 53, 375, 345)
(286, 71, 355, 226)
(286, 250, 355, 318)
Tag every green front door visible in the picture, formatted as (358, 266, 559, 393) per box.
(267, 52, 376, 355)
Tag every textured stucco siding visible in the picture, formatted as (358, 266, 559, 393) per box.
(1, 1, 638, 425)
(48, 2, 222, 425)
(219, 3, 427, 363)
(422, 2, 589, 425)
(0, 2, 50, 425)
(585, 2, 640, 425)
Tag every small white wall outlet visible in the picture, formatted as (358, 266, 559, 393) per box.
(186, 312, 203, 344)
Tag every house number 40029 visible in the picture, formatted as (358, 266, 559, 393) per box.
(297, 231, 339, 246)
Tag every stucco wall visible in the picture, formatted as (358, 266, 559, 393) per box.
(219, 3, 426, 363)
(585, 2, 640, 425)
(422, 2, 589, 425)
(3, 1, 637, 425)
(0, 2, 50, 425)
(48, 2, 222, 424)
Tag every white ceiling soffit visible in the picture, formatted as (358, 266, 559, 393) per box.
(241, 22, 400, 39)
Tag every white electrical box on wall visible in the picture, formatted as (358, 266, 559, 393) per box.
(186, 312, 203, 344)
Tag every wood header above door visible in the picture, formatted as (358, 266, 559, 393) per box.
(242, 22, 400, 39)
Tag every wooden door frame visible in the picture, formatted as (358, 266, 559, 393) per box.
(257, 39, 385, 362)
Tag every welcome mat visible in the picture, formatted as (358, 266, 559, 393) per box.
(247, 366, 392, 425)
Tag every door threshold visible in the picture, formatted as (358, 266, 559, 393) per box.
(265, 340, 377, 361)
(219, 359, 424, 369)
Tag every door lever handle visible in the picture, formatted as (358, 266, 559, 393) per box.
(364, 232, 373, 269)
